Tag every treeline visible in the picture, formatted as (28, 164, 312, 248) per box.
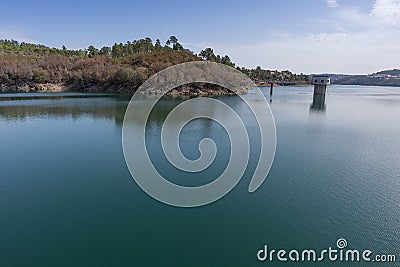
(0, 36, 191, 59)
(242, 66, 308, 83)
(0, 36, 309, 93)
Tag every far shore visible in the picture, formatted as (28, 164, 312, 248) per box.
(255, 82, 312, 87)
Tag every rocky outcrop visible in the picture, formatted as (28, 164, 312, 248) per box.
(0, 82, 67, 93)
(0, 81, 246, 96)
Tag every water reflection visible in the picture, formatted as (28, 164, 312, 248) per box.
(0, 94, 130, 125)
(1, 88, 400, 266)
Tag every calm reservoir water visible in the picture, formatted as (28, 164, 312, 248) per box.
(0, 85, 399, 266)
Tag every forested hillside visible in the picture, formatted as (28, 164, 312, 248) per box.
(0, 36, 309, 94)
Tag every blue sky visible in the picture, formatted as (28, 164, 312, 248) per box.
(0, 0, 399, 74)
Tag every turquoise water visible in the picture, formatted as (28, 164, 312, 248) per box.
(0, 85, 399, 266)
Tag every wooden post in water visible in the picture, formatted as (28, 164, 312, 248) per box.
(270, 83, 274, 97)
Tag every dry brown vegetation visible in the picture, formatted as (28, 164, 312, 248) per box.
(0, 37, 309, 93)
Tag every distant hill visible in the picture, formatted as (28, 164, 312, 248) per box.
(328, 69, 400, 87)
(374, 69, 400, 76)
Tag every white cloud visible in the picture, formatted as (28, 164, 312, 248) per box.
(205, 0, 400, 74)
(326, 0, 338, 8)
(371, 0, 400, 26)
(210, 29, 400, 74)
(336, 7, 372, 27)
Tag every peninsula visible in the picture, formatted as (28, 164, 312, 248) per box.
(0, 36, 309, 95)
